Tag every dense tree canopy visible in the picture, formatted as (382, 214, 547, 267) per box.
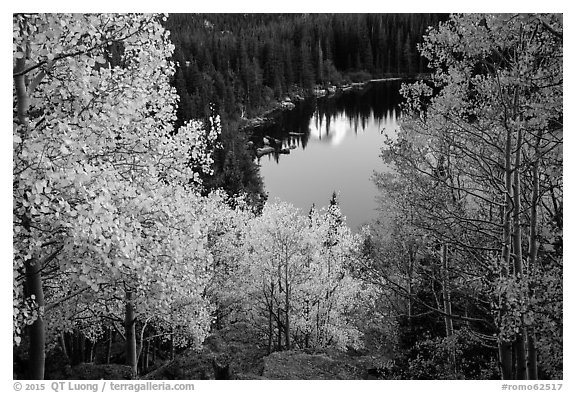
(12, 13, 381, 379)
(13, 13, 223, 378)
(369, 13, 562, 379)
(166, 13, 446, 120)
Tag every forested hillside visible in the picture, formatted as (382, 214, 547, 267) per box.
(166, 13, 446, 120)
(164, 14, 446, 204)
(369, 14, 563, 379)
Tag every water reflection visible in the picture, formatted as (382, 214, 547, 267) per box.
(308, 107, 399, 146)
(257, 80, 402, 229)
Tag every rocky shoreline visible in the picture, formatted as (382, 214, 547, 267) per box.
(240, 77, 403, 134)
(239, 77, 406, 159)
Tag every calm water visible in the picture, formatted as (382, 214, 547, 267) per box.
(257, 80, 403, 230)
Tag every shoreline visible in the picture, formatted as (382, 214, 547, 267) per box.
(239, 77, 404, 133)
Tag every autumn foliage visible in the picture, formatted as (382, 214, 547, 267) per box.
(13, 13, 562, 381)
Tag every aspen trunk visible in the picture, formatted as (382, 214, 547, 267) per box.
(284, 273, 290, 350)
(86, 339, 93, 363)
(124, 291, 137, 376)
(513, 128, 527, 380)
(499, 124, 514, 380)
(526, 333, 538, 379)
(106, 326, 114, 364)
(16, 45, 47, 381)
(71, 330, 81, 366)
(316, 302, 321, 346)
(25, 257, 45, 380)
(526, 131, 542, 380)
(277, 307, 282, 350)
(59, 331, 69, 362)
(268, 283, 274, 354)
(441, 244, 456, 375)
(143, 339, 149, 373)
(267, 304, 273, 354)
(499, 341, 514, 380)
(441, 244, 454, 337)
(304, 299, 310, 349)
(79, 333, 85, 363)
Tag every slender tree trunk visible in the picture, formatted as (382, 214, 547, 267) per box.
(277, 257, 283, 350)
(526, 131, 542, 380)
(146, 340, 150, 371)
(16, 44, 48, 381)
(441, 244, 456, 375)
(499, 125, 514, 380)
(277, 307, 282, 350)
(268, 283, 274, 354)
(284, 264, 290, 350)
(513, 128, 527, 380)
(63, 332, 72, 363)
(407, 249, 414, 333)
(106, 326, 114, 364)
(267, 305, 273, 354)
(304, 299, 310, 349)
(59, 331, 69, 362)
(79, 333, 86, 363)
(25, 257, 45, 380)
(316, 302, 321, 346)
(499, 341, 514, 380)
(441, 244, 454, 337)
(142, 339, 149, 374)
(527, 334, 537, 379)
(71, 331, 79, 365)
(124, 290, 137, 376)
(89, 340, 94, 363)
(85, 339, 91, 363)
(136, 317, 151, 369)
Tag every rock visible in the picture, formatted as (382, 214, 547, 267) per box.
(67, 363, 135, 380)
(262, 350, 361, 380)
(256, 146, 276, 157)
(256, 144, 295, 158)
(144, 321, 266, 380)
(281, 101, 295, 110)
(263, 136, 281, 146)
(145, 351, 214, 380)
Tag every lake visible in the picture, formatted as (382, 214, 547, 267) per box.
(257, 80, 403, 230)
